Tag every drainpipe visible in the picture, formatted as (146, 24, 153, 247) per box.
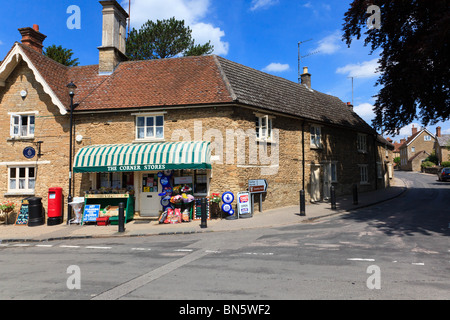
(302, 120, 306, 191)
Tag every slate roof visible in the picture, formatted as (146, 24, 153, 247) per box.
(9, 43, 376, 134)
(437, 135, 450, 147)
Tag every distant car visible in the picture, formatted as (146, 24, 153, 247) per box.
(437, 168, 450, 181)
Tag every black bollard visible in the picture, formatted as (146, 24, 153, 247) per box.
(200, 197, 207, 229)
(300, 190, 306, 216)
(353, 184, 358, 205)
(330, 186, 336, 210)
(118, 202, 125, 233)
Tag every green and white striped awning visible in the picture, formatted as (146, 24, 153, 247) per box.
(73, 142, 211, 173)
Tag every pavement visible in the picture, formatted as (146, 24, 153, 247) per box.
(0, 177, 407, 243)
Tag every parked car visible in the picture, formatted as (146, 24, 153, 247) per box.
(437, 167, 450, 181)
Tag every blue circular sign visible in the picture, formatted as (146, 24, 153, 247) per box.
(228, 209, 235, 216)
(222, 203, 232, 213)
(23, 147, 36, 159)
(222, 192, 234, 204)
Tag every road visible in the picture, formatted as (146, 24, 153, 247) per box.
(0, 171, 448, 301)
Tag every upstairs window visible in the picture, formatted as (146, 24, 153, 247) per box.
(424, 135, 431, 141)
(136, 115, 164, 140)
(10, 114, 35, 138)
(310, 125, 322, 148)
(357, 133, 367, 153)
(256, 115, 273, 141)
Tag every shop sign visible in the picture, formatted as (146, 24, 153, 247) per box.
(82, 204, 100, 223)
(248, 179, 268, 193)
(237, 192, 251, 216)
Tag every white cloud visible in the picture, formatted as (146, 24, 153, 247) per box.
(250, 0, 279, 11)
(0, 40, 3, 45)
(354, 103, 375, 119)
(313, 31, 342, 55)
(123, 0, 229, 55)
(443, 128, 450, 134)
(336, 58, 380, 78)
(262, 63, 290, 73)
(399, 123, 421, 137)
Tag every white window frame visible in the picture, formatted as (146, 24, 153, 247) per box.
(424, 135, 431, 141)
(10, 113, 36, 139)
(357, 133, 368, 153)
(310, 125, 322, 149)
(255, 115, 273, 142)
(359, 164, 369, 184)
(8, 166, 36, 194)
(135, 114, 165, 141)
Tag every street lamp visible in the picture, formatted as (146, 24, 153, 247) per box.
(67, 81, 77, 224)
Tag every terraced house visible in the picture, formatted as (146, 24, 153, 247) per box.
(0, 1, 393, 222)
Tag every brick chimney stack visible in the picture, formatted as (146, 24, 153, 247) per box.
(436, 126, 441, 137)
(412, 125, 418, 135)
(18, 24, 47, 54)
(301, 67, 311, 89)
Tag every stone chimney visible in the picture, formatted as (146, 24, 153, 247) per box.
(436, 126, 441, 137)
(301, 67, 311, 89)
(347, 102, 353, 111)
(98, 1, 129, 75)
(412, 125, 418, 135)
(400, 138, 406, 145)
(18, 24, 47, 54)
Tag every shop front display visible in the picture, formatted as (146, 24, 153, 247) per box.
(73, 142, 213, 224)
(82, 193, 134, 225)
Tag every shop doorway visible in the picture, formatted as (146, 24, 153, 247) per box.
(140, 173, 161, 217)
(310, 165, 321, 202)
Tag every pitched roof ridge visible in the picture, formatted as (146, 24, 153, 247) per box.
(212, 55, 237, 102)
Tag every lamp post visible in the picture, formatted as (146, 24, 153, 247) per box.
(67, 81, 77, 224)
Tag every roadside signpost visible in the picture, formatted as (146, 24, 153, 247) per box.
(248, 179, 268, 213)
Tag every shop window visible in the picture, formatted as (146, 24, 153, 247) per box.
(194, 171, 208, 195)
(96, 172, 134, 192)
(136, 115, 164, 140)
(10, 114, 35, 138)
(8, 166, 35, 193)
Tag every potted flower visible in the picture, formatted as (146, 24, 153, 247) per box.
(209, 193, 221, 219)
(0, 200, 16, 225)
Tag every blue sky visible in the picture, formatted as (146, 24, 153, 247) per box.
(0, 0, 448, 141)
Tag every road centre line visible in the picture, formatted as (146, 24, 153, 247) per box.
(86, 246, 112, 250)
(347, 258, 375, 262)
(60, 245, 81, 249)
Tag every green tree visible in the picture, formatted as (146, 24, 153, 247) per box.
(43, 45, 79, 66)
(126, 17, 214, 61)
(342, 0, 450, 135)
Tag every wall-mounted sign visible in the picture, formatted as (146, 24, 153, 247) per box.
(23, 147, 36, 159)
(248, 179, 268, 193)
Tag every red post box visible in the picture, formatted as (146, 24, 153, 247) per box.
(47, 187, 63, 226)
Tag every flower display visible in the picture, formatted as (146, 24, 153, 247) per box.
(210, 193, 221, 203)
(0, 201, 16, 213)
(182, 194, 195, 203)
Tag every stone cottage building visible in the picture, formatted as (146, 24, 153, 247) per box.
(399, 126, 436, 171)
(0, 1, 393, 222)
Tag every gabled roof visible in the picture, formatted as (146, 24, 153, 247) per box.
(1, 42, 376, 134)
(400, 128, 436, 148)
(0, 43, 69, 115)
